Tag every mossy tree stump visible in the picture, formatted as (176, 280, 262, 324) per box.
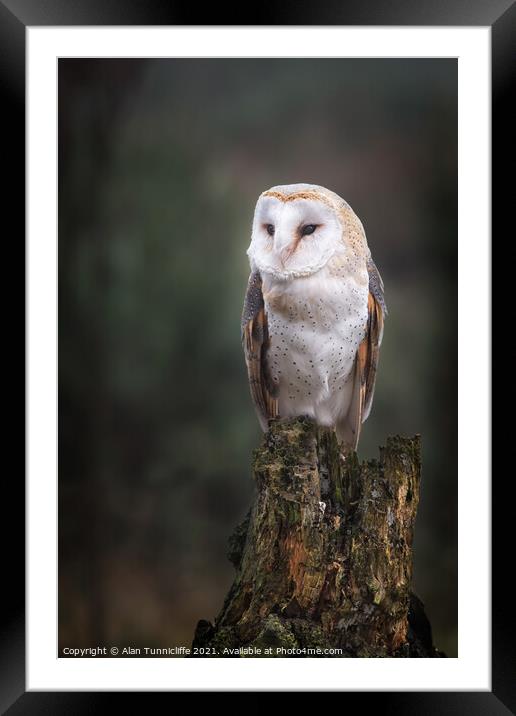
(193, 417, 442, 657)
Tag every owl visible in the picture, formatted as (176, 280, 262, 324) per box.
(241, 183, 387, 451)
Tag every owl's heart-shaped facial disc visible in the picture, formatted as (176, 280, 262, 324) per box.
(247, 188, 343, 280)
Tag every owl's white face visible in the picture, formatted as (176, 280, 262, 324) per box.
(247, 193, 343, 280)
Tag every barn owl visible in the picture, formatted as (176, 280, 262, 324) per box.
(241, 183, 387, 450)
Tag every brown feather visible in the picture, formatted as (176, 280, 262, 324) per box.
(242, 272, 279, 430)
(337, 263, 386, 450)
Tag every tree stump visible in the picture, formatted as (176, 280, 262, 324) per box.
(192, 417, 443, 657)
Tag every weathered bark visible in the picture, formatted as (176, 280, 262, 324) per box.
(193, 417, 443, 657)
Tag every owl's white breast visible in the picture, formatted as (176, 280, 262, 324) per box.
(262, 262, 369, 427)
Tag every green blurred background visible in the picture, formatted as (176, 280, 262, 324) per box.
(58, 59, 457, 656)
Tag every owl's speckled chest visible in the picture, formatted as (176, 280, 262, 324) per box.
(262, 264, 369, 426)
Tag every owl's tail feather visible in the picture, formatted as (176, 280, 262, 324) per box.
(336, 357, 363, 452)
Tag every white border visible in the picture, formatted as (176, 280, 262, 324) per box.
(27, 27, 490, 691)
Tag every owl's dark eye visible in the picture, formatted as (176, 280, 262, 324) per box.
(301, 224, 317, 236)
(266, 224, 275, 236)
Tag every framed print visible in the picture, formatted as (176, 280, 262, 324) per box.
(4, 0, 512, 708)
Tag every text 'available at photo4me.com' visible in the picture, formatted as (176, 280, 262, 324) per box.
(61, 645, 345, 657)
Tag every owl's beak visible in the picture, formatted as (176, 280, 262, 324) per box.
(279, 246, 295, 266)
(275, 233, 298, 266)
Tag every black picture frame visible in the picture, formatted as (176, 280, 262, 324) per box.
(5, 0, 512, 709)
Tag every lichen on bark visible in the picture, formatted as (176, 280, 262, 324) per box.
(192, 417, 443, 657)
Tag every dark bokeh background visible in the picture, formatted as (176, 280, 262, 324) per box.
(58, 59, 457, 656)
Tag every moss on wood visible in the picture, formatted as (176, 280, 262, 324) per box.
(192, 417, 442, 658)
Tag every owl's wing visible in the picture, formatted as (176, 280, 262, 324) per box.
(339, 259, 387, 450)
(241, 271, 279, 431)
